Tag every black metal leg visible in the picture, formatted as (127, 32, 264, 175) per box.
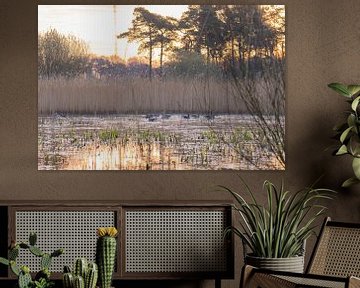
(215, 278, 221, 288)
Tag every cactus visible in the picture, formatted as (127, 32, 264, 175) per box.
(0, 232, 63, 288)
(29, 245, 44, 257)
(63, 272, 74, 288)
(74, 275, 85, 288)
(74, 258, 88, 279)
(10, 260, 20, 276)
(35, 268, 50, 281)
(29, 232, 37, 246)
(63, 259, 98, 288)
(19, 243, 30, 249)
(18, 270, 32, 288)
(64, 265, 72, 273)
(0, 257, 9, 266)
(51, 248, 64, 257)
(96, 227, 118, 288)
(9, 246, 19, 260)
(41, 253, 52, 270)
(85, 263, 98, 288)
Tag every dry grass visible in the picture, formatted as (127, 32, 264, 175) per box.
(38, 77, 249, 115)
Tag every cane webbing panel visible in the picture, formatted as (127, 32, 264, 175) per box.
(277, 275, 345, 288)
(309, 226, 360, 277)
(15, 211, 115, 272)
(125, 210, 227, 273)
(249, 273, 297, 288)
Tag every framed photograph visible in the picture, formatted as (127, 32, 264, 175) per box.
(38, 5, 285, 170)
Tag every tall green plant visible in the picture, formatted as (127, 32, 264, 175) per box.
(328, 83, 360, 187)
(221, 180, 334, 258)
(96, 227, 117, 288)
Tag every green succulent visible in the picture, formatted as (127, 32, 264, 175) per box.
(32, 277, 54, 288)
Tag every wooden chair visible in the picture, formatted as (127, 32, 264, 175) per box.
(241, 217, 360, 288)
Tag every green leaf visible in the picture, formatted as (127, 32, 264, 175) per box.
(352, 157, 360, 179)
(351, 96, 360, 111)
(347, 85, 360, 97)
(340, 127, 352, 143)
(336, 144, 348, 155)
(347, 114, 356, 128)
(342, 177, 360, 188)
(349, 135, 360, 156)
(328, 83, 351, 97)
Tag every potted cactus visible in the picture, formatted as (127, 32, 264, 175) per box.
(0, 232, 63, 288)
(96, 227, 118, 288)
(62, 258, 98, 288)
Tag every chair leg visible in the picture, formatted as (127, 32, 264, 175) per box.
(240, 265, 296, 288)
(349, 276, 360, 288)
(240, 265, 255, 288)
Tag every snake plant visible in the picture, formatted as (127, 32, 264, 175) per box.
(328, 82, 360, 187)
(221, 179, 334, 258)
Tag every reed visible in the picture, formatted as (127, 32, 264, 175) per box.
(38, 77, 249, 115)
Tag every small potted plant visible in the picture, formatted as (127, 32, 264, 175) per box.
(62, 258, 98, 288)
(221, 179, 334, 272)
(0, 232, 63, 288)
(328, 82, 360, 187)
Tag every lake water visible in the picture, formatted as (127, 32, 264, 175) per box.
(38, 114, 284, 170)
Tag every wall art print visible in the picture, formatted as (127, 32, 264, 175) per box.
(38, 5, 285, 170)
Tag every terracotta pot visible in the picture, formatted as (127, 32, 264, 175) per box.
(245, 254, 305, 273)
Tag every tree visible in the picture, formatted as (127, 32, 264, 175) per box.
(261, 5, 285, 57)
(179, 5, 226, 63)
(151, 15, 177, 76)
(38, 29, 89, 78)
(118, 7, 176, 79)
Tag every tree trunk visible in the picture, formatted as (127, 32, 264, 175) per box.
(206, 45, 210, 64)
(238, 38, 242, 72)
(149, 28, 152, 81)
(231, 35, 235, 66)
(160, 40, 164, 77)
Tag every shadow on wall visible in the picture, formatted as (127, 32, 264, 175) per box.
(298, 111, 360, 220)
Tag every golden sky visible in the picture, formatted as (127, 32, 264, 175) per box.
(38, 5, 285, 59)
(38, 5, 188, 58)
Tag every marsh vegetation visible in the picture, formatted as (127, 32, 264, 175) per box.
(38, 114, 283, 170)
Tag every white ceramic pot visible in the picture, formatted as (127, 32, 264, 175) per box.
(245, 254, 305, 273)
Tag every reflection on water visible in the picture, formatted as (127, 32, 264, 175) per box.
(62, 142, 183, 170)
(38, 114, 284, 170)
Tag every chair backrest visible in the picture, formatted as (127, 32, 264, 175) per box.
(307, 217, 360, 277)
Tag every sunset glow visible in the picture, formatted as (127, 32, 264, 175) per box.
(38, 5, 188, 58)
(38, 5, 284, 59)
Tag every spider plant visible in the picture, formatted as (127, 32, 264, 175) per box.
(221, 180, 334, 258)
